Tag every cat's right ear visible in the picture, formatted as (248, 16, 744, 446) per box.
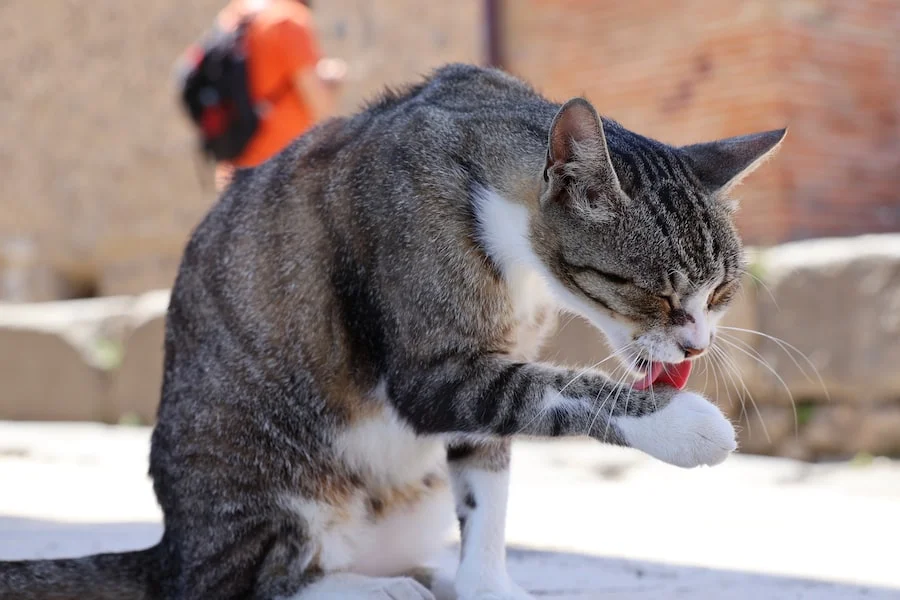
(544, 98, 624, 204)
(679, 128, 787, 196)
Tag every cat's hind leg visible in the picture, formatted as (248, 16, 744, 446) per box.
(167, 506, 439, 600)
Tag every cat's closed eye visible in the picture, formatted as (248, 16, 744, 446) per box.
(659, 295, 675, 312)
(567, 262, 631, 286)
(708, 280, 739, 309)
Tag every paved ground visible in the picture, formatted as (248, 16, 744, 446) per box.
(1, 421, 898, 599)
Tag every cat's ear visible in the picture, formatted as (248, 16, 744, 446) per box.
(544, 98, 623, 196)
(679, 128, 787, 195)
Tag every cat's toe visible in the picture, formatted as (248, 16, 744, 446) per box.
(615, 391, 737, 468)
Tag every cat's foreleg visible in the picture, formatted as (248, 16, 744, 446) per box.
(387, 355, 734, 599)
(390, 354, 735, 468)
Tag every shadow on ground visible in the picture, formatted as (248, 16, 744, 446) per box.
(501, 546, 897, 599)
(0, 517, 896, 599)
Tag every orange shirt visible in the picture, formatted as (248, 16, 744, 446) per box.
(218, 0, 321, 167)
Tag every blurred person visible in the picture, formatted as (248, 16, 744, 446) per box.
(177, 0, 346, 190)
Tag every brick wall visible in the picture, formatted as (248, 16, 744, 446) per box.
(774, 0, 900, 241)
(500, 0, 900, 245)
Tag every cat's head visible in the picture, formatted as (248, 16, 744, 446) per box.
(531, 98, 785, 388)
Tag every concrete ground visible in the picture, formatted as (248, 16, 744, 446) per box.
(1, 421, 898, 599)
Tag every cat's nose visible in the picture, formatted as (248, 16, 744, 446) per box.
(679, 343, 704, 359)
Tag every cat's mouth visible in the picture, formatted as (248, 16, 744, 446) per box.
(631, 359, 693, 391)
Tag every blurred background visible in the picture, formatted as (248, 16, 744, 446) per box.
(0, 0, 898, 465)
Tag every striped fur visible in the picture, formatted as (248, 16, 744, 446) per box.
(0, 64, 785, 600)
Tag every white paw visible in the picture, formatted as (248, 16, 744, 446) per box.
(615, 391, 737, 468)
(300, 573, 435, 600)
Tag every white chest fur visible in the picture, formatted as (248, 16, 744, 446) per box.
(474, 186, 560, 361)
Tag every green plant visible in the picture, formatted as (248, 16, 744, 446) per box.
(118, 412, 145, 426)
(795, 401, 816, 427)
(91, 337, 124, 371)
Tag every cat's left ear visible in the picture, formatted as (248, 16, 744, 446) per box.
(679, 128, 787, 195)
(544, 98, 624, 197)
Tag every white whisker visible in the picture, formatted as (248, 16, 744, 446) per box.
(558, 342, 634, 395)
(738, 267, 779, 310)
(718, 326, 830, 403)
(711, 342, 770, 443)
(716, 333, 799, 437)
(588, 355, 635, 438)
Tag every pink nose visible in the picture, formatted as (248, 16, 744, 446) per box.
(680, 344, 704, 359)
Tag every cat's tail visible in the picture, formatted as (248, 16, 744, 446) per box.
(0, 544, 161, 600)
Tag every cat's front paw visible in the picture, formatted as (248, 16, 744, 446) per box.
(615, 391, 737, 468)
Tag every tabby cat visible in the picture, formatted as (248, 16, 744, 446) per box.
(0, 64, 785, 600)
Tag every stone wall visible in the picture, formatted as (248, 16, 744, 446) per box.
(2, 234, 899, 462)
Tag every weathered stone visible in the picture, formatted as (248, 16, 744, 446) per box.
(0, 296, 153, 421)
(856, 407, 900, 457)
(110, 291, 171, 424)
(802, 405, 864, 457)
(735, 405, 796, 455)
(0, 326, 108, 421)
(774, 436, 815, 462)
(0, 310, 106, 422)
(756, 235, 900, 405)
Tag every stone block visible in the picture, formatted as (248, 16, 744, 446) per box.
(755, 234, 900, 405)
(110, 290, 171, 424)
(735, 406, 796, 456)
(802, 405, 865, 457)
(856, 406, 900, 458)
(0, 326, 107, 421)
(0, 297, 131, 422)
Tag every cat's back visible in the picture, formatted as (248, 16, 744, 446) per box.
(166, 63, 546, 354)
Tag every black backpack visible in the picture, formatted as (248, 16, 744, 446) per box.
(177, 18, 259, 162)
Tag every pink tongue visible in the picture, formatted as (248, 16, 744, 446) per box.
(632, 361, 693, 391)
